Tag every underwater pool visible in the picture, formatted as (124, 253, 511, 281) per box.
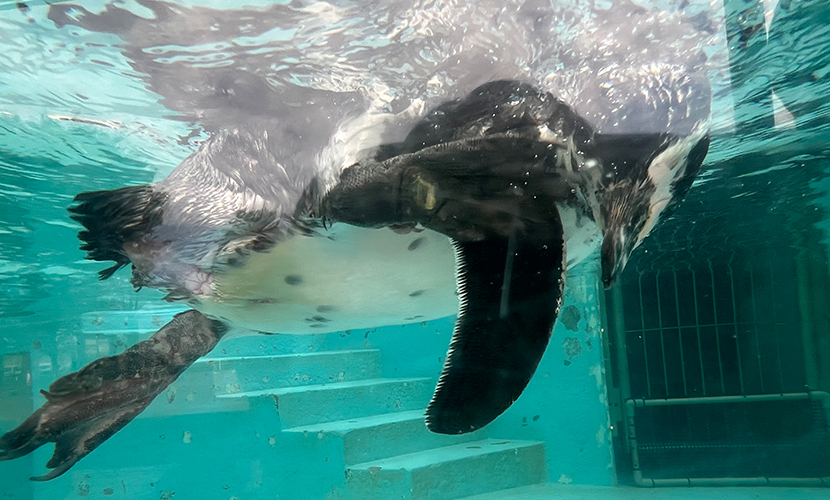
(0, 0, 829, 499)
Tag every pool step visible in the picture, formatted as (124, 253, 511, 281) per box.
(218, 377, 434, 427)
(285, 410, 488, 465)
(142, 349, 382, 417)
(81, 308, 186, 336)
(79, 308, 334, 358)
(70, 310, 548, 499)
(346, 438, 547, 500)
(190, 349, 381, 393)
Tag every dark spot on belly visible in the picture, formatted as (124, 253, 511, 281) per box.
(249, 298, 277, 304)
(316, 305, 336, 313)
(404, 315, 425, 320)
(408, 237, 426, 251)
(305, 316, 331, 323)
(285, 275, 303, 285)
(409, 290, 425, 297)
(309, 323, 327, 328)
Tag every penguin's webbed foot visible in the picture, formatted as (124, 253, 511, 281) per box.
(0, 310, 225, 481)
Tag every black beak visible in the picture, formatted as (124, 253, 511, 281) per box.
(600, 233, 618, 290)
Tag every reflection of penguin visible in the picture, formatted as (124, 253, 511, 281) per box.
(0, 81, 708, 479)
(324, 80, 709, 433)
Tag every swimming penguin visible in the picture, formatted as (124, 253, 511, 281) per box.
(320, 80, 709, 432)
(0, 80, 708, 480)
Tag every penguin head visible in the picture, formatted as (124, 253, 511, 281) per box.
(599, 180, 650, 288)
(596, 131, 709, 289)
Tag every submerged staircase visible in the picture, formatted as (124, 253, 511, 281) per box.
(65, 307, 548, 500)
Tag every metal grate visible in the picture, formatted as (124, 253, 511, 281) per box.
(606, 259, 830, 486)
(626, 393, 830, 486)
(620, 261, 806, 401)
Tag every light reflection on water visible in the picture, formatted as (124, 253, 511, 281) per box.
(0, 0, 828, 495)
(0, 0, 825, 348)
(0, 0, 725, 324)
(0, 2, 825, 364)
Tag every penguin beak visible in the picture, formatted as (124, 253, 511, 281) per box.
(600, 229, 626, 290)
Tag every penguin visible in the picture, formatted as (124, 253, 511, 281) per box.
(0, 80, 708, 480)
(321, 80, 710, 432)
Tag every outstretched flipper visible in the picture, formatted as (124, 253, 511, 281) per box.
(0, 310, 226, 481)
(322, 83, 575, 433)
(324, 146, 569, 433)
(427, 217, 565, 434)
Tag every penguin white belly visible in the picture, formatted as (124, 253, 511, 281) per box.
(197, 203, 601, 334)
(198, 225, 458, 333)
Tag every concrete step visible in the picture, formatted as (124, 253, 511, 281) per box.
(81, 308, 186, 336)
(190, 349, 382, 393)
(285, 409, 488, 465)
(77, 309, 185, 363)
(218, 377, 435, 428)
(346, 438, 547, 500)
(78, 309, 353, 357)
(142, 349, 383, 417)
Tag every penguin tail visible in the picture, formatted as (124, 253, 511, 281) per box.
(68, 185, 167, 280)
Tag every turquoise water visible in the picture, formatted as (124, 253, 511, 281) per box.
(1, 0, 829, 499)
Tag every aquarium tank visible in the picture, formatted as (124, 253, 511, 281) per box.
(1, 0, 829, 499)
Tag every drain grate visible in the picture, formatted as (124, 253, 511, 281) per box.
(606, 257, 830, 487)
(626, 393, 830, 486)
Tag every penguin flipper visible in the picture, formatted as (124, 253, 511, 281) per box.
(0, 311, 225, 481)
(426, 216, 566, 434)
(323, 135, 569, 435)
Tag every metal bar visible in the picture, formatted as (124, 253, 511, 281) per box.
(673, 271, 688, 397)
(625, 399, 643, 482)
(655, 271, 670, 397)
(727, 263, 746, 394)
(765, 478, 830, 487)
(637, 476, 830, 488)
(638, 273, 652, 399)
(611, 283, 632, 401)
(626, 392, 830, 488)
(795, 249, 820, 389)
(596, 272, 622, 440)
(623, 320, 777, 332)
(749, 262, 764, 392)
(812, 391, 830, 431)
(692, 271, 707, 396)
(770, 263, 785, 393)
(631, 391, 821, 407)
(708, 263, 726, 394)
